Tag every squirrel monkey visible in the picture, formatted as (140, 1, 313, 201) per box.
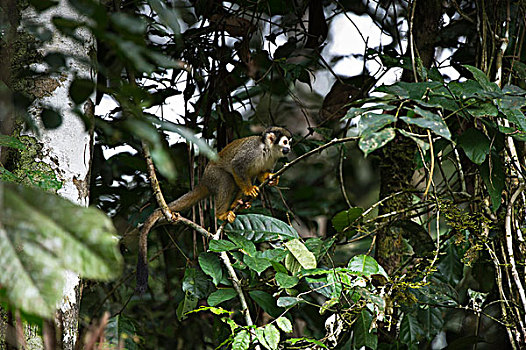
(136, 126, 292, 293)
(166, 126, 292, 222)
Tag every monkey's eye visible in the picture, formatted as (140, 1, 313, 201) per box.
(283, 139, 288, 145)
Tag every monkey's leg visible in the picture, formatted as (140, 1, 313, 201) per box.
(215, 173, 238, 223)
(232, 171, 259, 197)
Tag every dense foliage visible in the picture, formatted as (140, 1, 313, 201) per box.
(1, 0, 526, 349)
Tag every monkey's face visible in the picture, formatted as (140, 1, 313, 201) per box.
(263, 127, 291, 157)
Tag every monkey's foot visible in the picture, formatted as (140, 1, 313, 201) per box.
(232, 199, 251, 210)
(244, 185, 259, 198)
(218, 211, 236, 223)
(267, 173, 280, 186)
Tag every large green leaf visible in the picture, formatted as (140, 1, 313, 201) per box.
(182, 268, 211, 299)
(249, 291, 283, 317)
(402, 106, 451, 140)
(400, 313, 425, 347)
(243, 252, 271, 274)
(352, 310, 377, 350)
(106, 315, 138, 350)
(463, 65, 500, 93)
(224, 214, 299, 242)
(375, 81, 442, 99)
(358, 127, 396, 156)
(275, 272, 299, 288)
(358, 113, 396, 135)
(207, 288, 237, 306)
(331, 207, 363, 232)
(479, 153, 505, 210)
(232, 329, 251, 350)
(199, 252, 223, 285)
(0, 183, 122, 318)
(457, 128, 490, 165)
(348, 255, 388, 278)
(284, 239, 316, 269)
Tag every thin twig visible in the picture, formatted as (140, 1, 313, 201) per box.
(505, 184, 526, 324)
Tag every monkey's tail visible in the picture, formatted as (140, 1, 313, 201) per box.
(136, 185, 210, 294)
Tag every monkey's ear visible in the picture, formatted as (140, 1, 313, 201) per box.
(265, 132, 277, 143)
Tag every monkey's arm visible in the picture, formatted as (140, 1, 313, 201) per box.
(257, 171, 279, 186)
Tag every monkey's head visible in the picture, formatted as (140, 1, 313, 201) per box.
(262, 126, 292, 157)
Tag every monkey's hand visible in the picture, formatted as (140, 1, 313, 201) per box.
(267, 173, 280, 186)
(232, 198, 252, 210)
(218, 211, 236, 223)
(258, 172, 279, 186)
(244, 185, 259, 198)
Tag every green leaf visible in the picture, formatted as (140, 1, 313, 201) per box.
(0, 135, 26, 150)
(375, 81, 442, 99)
(209, 239, 238, 252)
(263, 324, 280, 350)
(353, 310, 378, 350)
(276, 296, 303, 308)
(106, 315, 138, 350)
(400, 313, 425, 346)
(199, 252, 222, 286)
(497, 86, 526, 132)
(479, 153, 505, 210)
(402, 106, 451, 140)
(417, 306, 444, 340)
(348, 255, 388, 278)
(331, 207, 364, 232)
(463, 65, 500, 92)
(149, 119, 218, 161)
(255, 327, 271, 350)
(262, 248, 288, 262)
(224, 214, 299, 243)
(287, 337, 328, 348)
(437, 244, 464, 286)
(304, 237, 335, 260)
(276, 317, 293, 333)
(182, 268, 211, 299)
(275, 272, 299, 288)
(150, 144, 177, 181)
(249, 291, 283, 317)
(207, 288, 237, 306)
(398, 129, 430, 150)
(171, 303, 189, 322)
(457, 128, 490, 165)
(243, 253, 271, 274)
(69, 78, 94, 104)
(359, 127, 396, 156)
(232, 329, 251, 350)
(0, 183, 122, 318)
(148, 0, 181, 34)
(284, 252, 302, 274)
(41, 108, 62, 129)
(227, 233, 257, 256)
(358, 113, 397, 135)
(284, 239, 317, 269)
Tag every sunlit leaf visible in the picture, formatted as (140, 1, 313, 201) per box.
(0, 183, 122, 318)
(225, 214, 299, 242)
(284, 239, 316, 269)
